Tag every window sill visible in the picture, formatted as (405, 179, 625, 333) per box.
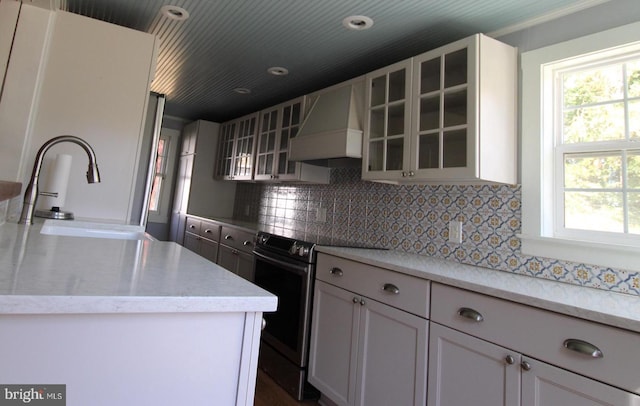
(519, 234, 639, 272)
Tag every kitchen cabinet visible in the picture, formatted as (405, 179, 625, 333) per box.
(255, 97, 330, 183)
(309, 253, 429, 406)
(183, 217, 221, 263)
(429, 323, 640, 406)
(215, 113, 259, 181)
(428, 283, 640, 406)
(169, 120, 236, 244)
(217, 225, 256, 281)
(362, 33, 516, 184)
(428, 322, 520, 405)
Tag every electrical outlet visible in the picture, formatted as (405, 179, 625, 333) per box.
(448, 220, 463, 244)
(316, 207, 327, 223)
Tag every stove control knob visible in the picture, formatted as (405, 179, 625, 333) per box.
(289, 243, 299, 255)
(298, 246, 310, 257)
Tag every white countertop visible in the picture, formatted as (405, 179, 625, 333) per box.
(316, 246, 640, 333)
(0, 222, 277, 314)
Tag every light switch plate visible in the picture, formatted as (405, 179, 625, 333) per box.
(316, 207, 327, 223)
(448, 220, 462, 244)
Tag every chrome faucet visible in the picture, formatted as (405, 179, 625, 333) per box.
(18, 135, 101, 225)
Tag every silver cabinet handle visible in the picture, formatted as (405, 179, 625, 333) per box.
(360, 299, 365, 306)
(243, 240, 252, 246)
(457, 307, 484, 322)
(261, 318, 266, 331)
(382, 283, 400, 295)
(521, 360, 532, 371)
(224, 235, 233, 240)
(353, 297, 359, 304)
(330, 267, 344, 277)
(189, 224, 196, 229)
(204, 228, 213, 234)
(505, 355, 515, 365)
(563, 339, 603, 359)
(408, 171, 415, 177)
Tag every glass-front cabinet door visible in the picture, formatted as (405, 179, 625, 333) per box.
(255, 107, 278, 180)
(232, 113, 258, 180)
(216, 113, 258, 180)
(215, 121, 236, 179)
(411, 38, 475, 180)
(254, 97, 305, 181)
(362, 60, 413, 181)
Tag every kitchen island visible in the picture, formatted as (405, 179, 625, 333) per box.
(0, 221, 277, 406)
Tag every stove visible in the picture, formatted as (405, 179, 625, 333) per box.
(252, 231, 320, 400)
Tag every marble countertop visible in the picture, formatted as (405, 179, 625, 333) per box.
(0, 222, 277, 314)
(316, 246, 640, 333)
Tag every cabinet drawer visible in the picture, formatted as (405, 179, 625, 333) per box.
(431, 283, 640, 395)
(316, 253, 429, 318)
(220, 226, 255, 254)
(185, 217, 201, 235)
(199, 220, 220, 241)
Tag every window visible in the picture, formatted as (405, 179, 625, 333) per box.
(521, 21, 640, 271)
(148, 135, 170, 213)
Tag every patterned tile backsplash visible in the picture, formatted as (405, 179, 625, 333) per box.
(233, 167, 640, 296)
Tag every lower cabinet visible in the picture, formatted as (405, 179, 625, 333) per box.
(218, 225, 256, 281)
(182, 216, 256, 281)
(428, 322, 520, 406)
(183, 218, 220, 263)
(308, 279, 428, 406)
(429, 322, 640, 406)
(218, 244, 254, 281)
(428, 283, 640, 406)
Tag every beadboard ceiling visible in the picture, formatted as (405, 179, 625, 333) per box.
(60, 0, 605, 123)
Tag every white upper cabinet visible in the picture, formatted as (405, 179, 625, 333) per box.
(362, 34, 517, 184)
(254, 97, 329, 183)
(215, 112, 259, 181)
(362, 60, 413, 182)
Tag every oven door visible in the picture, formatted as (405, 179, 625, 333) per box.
(253, 249, 313, 368)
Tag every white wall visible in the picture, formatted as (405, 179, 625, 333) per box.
(0, 5, 157, 223)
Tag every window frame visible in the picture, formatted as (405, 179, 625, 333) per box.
(520, 21, 640, 272)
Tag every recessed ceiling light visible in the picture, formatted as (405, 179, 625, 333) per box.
(160, 5, 190, 21)
(343, 15, 374, 31)
(267, 67, 289, 76)
(233, 88, 251, 94)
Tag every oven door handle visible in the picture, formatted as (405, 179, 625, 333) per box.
(253, 250, 310, 276)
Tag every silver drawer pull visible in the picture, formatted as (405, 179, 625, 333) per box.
(189, 225, 196, 229)
(382, 283, 400, 295)
(563, 339, 603, 359)
(243, 240, 252, 246)
(204, 229, 213, 234)
(224, 235, 233, 240)
(330, 267, 343, 277)
(457, 307, 484, 322)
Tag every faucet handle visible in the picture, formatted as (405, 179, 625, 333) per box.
(39, 191, 59, 198)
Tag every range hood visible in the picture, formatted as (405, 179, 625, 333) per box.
(289, 81, 364, 162)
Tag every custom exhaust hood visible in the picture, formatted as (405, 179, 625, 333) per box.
(289, 80, 364, 162)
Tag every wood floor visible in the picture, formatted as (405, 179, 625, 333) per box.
(254, 370, 320, 406)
